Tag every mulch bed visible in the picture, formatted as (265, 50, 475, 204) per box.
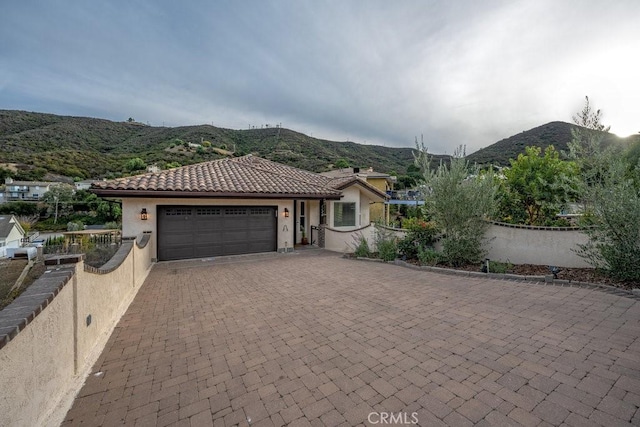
(413, 261, 639, 291)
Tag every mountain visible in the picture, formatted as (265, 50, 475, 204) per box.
(466, 121, 639, 166)
(0, 110, 448, 181)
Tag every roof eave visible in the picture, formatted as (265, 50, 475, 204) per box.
(90, 189, 343, 200)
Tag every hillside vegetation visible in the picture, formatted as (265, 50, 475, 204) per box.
(467, 121, 639, 166)
(0, 110, 439, 180)
(3, 110, 636, 182)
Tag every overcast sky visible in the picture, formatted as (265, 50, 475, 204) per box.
(1, 1, 638, 154)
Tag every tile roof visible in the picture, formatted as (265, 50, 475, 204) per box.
(91, 155, 355, 199)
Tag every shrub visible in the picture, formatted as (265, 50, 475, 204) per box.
(375, 227, 398, 262)
(483, 260, 514, 274)
(352, 233, 370, 258)
(398, 219, 438, 260)
(417, 247, 440, 266)
(67, 221, 84, 231)
(0, 201, 42, 216)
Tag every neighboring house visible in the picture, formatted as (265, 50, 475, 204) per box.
(320, 167, 396, 223)
(3, 178, 56, 202)
(74, 180, 95, 191)
(91, 155, 387, 261)
(0, 215, 25, 258)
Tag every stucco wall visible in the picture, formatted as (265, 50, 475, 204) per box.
(484, 223, 591, 268)
(324, 223, 376, 253)
(366, 177, 388, 223)
(325, 223, 591, 268)
(122, 197, 297, 258)
(0, 277, 76, 427)
(0, 234, 153, 427)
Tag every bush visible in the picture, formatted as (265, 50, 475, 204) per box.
(397, 218, 439, 260)
(375, 230, 397, 261)
(352, 234, 370, 257)
(34, 217, 68, 232)
(0, 201, 42, 216)
(482, 260, 514, 274)
(67, 221, 84, 231)
(417, 247, 440, 266)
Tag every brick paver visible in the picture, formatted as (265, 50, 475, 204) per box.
(62, 250, 640, 426)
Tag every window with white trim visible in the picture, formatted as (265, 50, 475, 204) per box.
(333, 202, 356, 227)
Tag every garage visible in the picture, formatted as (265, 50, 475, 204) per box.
(157, 205, 277, 261)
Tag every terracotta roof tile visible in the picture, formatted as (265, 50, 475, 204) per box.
(91, 155, 348, 198)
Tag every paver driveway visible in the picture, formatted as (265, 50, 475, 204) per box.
(63, 250, 640, 426)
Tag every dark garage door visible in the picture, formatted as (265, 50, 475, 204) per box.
(158, 206, 277, 261)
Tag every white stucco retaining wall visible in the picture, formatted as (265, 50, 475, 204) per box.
(324, 223, 376, 253)
(0, 234, 153, 427)
(484, 223, 591, 268)
(326, 222, 591, 268)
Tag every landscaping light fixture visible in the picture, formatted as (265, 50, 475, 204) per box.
(283, 207, 290, 218)
(140, 208, 148, 221)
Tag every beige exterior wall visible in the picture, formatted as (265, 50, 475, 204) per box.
(324, 223, 376, 253)
(122, 197, 297, 258)
(326, 187, 373, 229)
(0, 279, 75, 427)
(484, 224, 591, 268)
(0, 236, 153, 427)
(366, 177, 389, 223)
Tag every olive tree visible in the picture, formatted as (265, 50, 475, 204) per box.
(577, 158, 640, 281)
(415, 144, 498, 267)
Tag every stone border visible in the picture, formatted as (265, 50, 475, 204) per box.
(0, 267, 75, 350)
(351, 256, 639, 300)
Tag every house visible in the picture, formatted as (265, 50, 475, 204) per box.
(3, 178, 57, 202)
(0, 215, 25, 258)
(320, 167, 396, 224)
(91, 155, 387, 261)
(74, 180, 95, 191)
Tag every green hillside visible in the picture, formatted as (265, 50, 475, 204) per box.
(0, 110, 440, 180)
(467, 121, 639, 166)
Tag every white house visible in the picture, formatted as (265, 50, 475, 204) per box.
(0, 215, 25, 258)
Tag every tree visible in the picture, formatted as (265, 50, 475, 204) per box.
(0, 166, 14, 181)
(334, 158, 350, 169)
(567, 96, 617, 200)
(577, 158, 640, 281)
(16, 214, 39, 235)
(415, 144, 498, 267)
(41, 183, 75, 224)
(503, 146, 580, 225)
(125, 157, 147, 172)
(96, 200, 121, 223)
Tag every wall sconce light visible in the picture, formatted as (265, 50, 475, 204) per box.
(140, 208, 148, 221)
(283, 208, 290, 218)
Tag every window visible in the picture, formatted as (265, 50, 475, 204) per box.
(333, 202, 356, 227)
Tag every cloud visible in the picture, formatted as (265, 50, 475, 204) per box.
(1, 0, 638, 154)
